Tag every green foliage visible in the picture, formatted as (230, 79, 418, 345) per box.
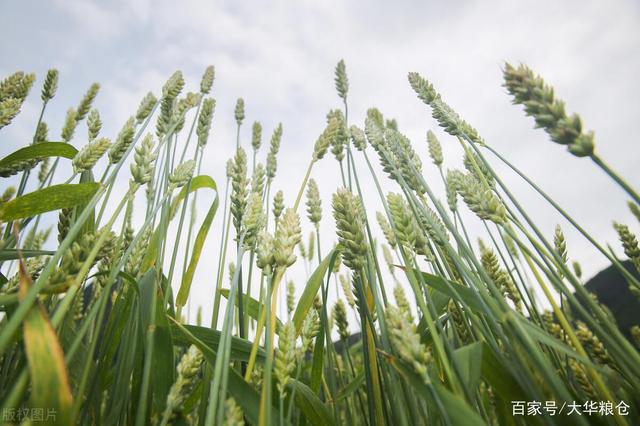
(1, 61, 639, 426)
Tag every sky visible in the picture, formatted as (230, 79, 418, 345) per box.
(1, 0, 639, 323)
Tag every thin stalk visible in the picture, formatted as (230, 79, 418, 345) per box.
(483, 144, 640, 289)
(591, 153, 640, 205)
(259, 267, 285, 426)
(205, 236, 247, 425)
(210, 177, 231, 328)
(293, 160, 314, 212)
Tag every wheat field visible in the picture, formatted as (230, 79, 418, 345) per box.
(0, 59, 639, 425)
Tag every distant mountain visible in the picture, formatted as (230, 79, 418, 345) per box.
(583, 260, 640, 340)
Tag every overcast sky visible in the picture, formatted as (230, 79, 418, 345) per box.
(1, 0, 639, 322)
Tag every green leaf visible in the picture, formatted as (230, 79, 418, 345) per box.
(18, 261, 73, 425)
(384, 350, 486, 426)
(228, 367, 284, 425)
(102, 289, 141, 424)
(138, 269, 157, 335)
(0, 183, 101, 222)
(167, 317, 280, 425)
(517, 315, 595, 366)
(336, 370, 365, 401)
(0, 142, 77, 170)
(479, 342, 527, 402)
(452, 342, 483, 391)
(170, 321, 264, 362)
(219, 288, 282, 334)
(151, 291, 174, 413)
(288, 379, 335, 426)
(141, 175, 216, 274)
(169, 175, 217, 218)
(310, 316, 325, 393)
(176, 178, 218, 307)
(293, 247, 339, 334)
(0, 249, 54, 261)
(410, 268, 491, 314)
(431, 381, 487, 426)
(77, 170, 96, 237)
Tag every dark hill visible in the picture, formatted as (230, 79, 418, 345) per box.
(583, 260, 640, 340)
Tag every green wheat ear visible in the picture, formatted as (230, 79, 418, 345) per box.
(286, 280, 295, 316)
(275, 321, 296, 395)
(256, 230, 275, 272)
(135, 92, 157, 123)
(234, 97, 245, 126)
(386, 305, 431, 383)
(108, 117, 135, 163)
(75, 83, 100, 121)
(339, 273, 356, 308)
(250, 163, 265, 195)
(162, 345, 203, 425)
(457, 173, 507, 224)
(334, 59, 349, 101)
(266, 123, 283, 180)
(553, 225, 568, 267)
(251, 121, 262, 151)
(223, 397, 244, 426)
(168, 160, 196, 189)
(60, 108, 78, 142)
(305, 178, 322, 227)
(333, 300, 349, 341)
(0, 98, 21, 130)
(306, 230, 315, 261)
(332, 188, 367, 271)
(272, 190, 284, 222)
(350, 124, 366, 151)
(408, 71, 483, 144)
(503, 63, 594, 157)
(300, 308, 319, 354)
(426, 130, 443, 166)
(230, 148, 249, 234)
(376, 211, 397, 249)
(73, 137, 111, 173)
(87, 109, 102, 140)
(242, 192, 265, 249)
(313, 117, 339, 161)
(41, 69, 59, 101)
(200, 65, 215, 94)
(130, 134, 156, 186)
(273, 208, 301, 267)
(197, 97, 216, 147)
(613, 222, 640, 273)
(328, 109, 348, 162)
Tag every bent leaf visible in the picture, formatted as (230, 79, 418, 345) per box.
(18, 259, 73, 425)
(402, 267, 488, 314)
(336, 371, 365, 401)
(0, 183, 100, 222)
(452, 342, 483, 391)
(0, 249, 54, 261)
(141, 175, 216, 274)
(170, 175, 217, 218)
(293, 247, 340, 334)
(0, 142, 77, 170)
(219, 288, 282, 334)
(176, 181, 218, 307)
(384, 350, 486, 426)
(288, 379, 335, 426)
(479, 342, 527, 402)
(170, 321, 264, 362)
